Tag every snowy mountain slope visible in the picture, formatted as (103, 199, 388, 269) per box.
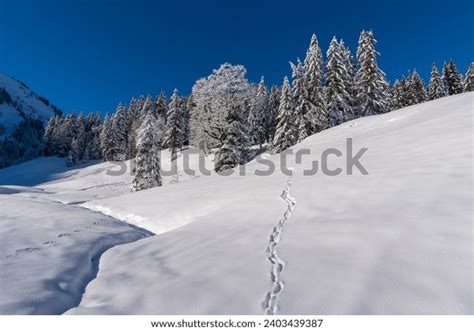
(0, 148, 214, 314)
(0, 73, 60, 135)
(0, 93, 472, 315)
(65, 93, 473, 314)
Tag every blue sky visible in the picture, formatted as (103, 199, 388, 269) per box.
(0, 0, 472, 114)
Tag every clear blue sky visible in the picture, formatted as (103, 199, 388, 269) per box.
(1, 0, 472, 114)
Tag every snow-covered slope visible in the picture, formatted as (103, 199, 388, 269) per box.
(1, 93, 472, 315)
(0, 73, 60, 135)
(0, 148, 213, 314)
(66, 93, 472, 314)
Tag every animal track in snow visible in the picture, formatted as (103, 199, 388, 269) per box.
(57, 233, 71, 238)
(263, 169, 296, 315)
(5, 247, 40, 258)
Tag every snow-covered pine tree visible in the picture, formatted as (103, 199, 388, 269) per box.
(463, 62, 474, 92)
(272, 76, 296, 153)
(407, 70, 428, 105)
(49, 116, 64, 157)
(248, 76, 271, 147)
(214, 98, 250, 172)
(181, 95, 193, 146)
(126, 97, 140, 159)
(109, 104, 127, 161)
(267, 85, 281, 141)
(137, 95, 146, 114)
(340, 40, 356, 102)
(155, 91, 168, 121)
(325, 37, 353, 126)
(131, 112, 162, 192)
(75, 113, 87, 162)
(390, 77, 409, 111)
(141, 96, 155, 117)
(67, 137, 79, 167)
(63, 113, 78, 154)
(164, 89, 184, 182)
(290, 59, 311, 142)
(99, 113, 113, 161)
(442, 60, 463, 95)
(84, 112, 94, 130)
(355, 30, 390, 116)
(43, 116, 57, 156)
(384, 77, 393, 110)
(428, 63, 447, 100)
(90, 112, 102, 160)
(302, 33, 328, 134)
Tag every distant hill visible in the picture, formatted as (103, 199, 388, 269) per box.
(0, 73, 62, 168)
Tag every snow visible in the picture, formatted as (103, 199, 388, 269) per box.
(0, 148, 212, 314)
(69, 93, 471, 314)
(1, 93, 472, 314)
(0, 194, 150, 314)
(0, 73, 58, 135)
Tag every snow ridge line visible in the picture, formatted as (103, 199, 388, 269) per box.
(263, 168, 296, 315)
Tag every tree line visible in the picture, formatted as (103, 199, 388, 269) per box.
(41, 30, 474, 191)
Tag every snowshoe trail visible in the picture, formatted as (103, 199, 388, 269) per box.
(263, 169, 296, 315)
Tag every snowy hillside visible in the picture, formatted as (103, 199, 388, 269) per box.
(0, 93, 472, 315)
(0, 73, 60, 135)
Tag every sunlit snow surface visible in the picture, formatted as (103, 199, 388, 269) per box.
(1, 93, 472, 314)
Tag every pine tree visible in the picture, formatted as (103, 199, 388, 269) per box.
(155, 91, 168, 121)
(75, 113, 87, 161)
(290, 59, 311, 142)
(355, 30, 389, 116)
(442, 60, 463, 95)
(52, 116, 68, 157)
(463, 62, 474, 92)
(267, 85, 281, 141)
(214, 100, 250, 172)
(67, 137, 79, 167)
(99, 113, 113, 161)
(428, 63, 447, 100)
(110, 104, 127, 161)
(43, 116, 57, 156)
(248, 76, 271, 147)
(325, 37, 353, 126)
(181, 95, 193, 145)
(63, 113, 78, 153)
(340, 40, 356, 102)
(164, 89, 184, 150)
(390, 77, 409, 111)
(131, 112, 162, 192)
(272, 77, 296, 153)
(126, 97, 140, 159)
(302, 33, 328, 134)
(142, 96, 155, 118)
(164, 89, 184, 181)
(90, 112, 102, 160)
(407, 70, 428, 105)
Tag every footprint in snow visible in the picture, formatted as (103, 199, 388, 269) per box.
(5, 247, 40, 258)
(57, 233, 71, 238)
